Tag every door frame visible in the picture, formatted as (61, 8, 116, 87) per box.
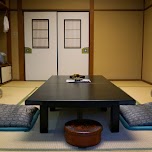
(17, 1, 94, 80)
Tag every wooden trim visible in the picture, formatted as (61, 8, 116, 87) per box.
(17, 0, 25, 80)
(144, 4, 152, 10)
(6, 0, 11, 65)
(89, 0, 94, 75)
(142, 80, 152, 85)
(141, 0, 145, 81)
(94, 9, 144, 11)
(0, 1, 8, 10)
(11, 8, 145, 12)
(109, 79, 141, 81)
(10, 9, 90, 12)
(141, 10, 145, 80)
(22, 9, 90, 12)
(7, 9, 12, 64)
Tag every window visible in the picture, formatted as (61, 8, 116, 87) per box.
(32, 19, 49, 48)
(64, 19, 81, 48)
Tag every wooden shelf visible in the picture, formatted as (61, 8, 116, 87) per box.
(0, 1, 8, 10)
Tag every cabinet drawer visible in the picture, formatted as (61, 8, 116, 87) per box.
(1, 66, 12, 83)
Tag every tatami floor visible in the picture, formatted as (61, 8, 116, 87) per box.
(0, 81, 45, 105)
(0, 80, 151, 105)
(0, 80, 152, 152)
(111, 80, 152, 104)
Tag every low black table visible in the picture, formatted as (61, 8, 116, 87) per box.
(25, 75, 136, 133)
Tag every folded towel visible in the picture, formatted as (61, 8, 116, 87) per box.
(3, 15, 9, 33)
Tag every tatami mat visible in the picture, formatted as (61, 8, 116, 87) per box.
(0, 81, 44, 105)
(1, 81, 45, 88)
(120, 87, 152, 104)
(111, 81, 152, 87)
(2, 151, 152, 152)
(0, 80, 152, 105)
(0, 110, 151, 151)
(0, 87, 37, 105)
(0, 80, 152, 152)
(111, 81, 152, 104)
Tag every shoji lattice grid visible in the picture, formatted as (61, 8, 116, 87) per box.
(64, 19, 81, 48)
(32, 19, 49, 48)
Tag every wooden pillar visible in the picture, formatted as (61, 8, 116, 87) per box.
(89, 0, 94, 75)
(7, 0, 12, 64)
(17, 0, 25, 80)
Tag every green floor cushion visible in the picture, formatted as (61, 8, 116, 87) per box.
(120, 102, 152, 130)
(0, 104, 39, 131)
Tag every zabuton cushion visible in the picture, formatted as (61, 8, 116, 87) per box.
(120, 102, 152, 130)
(0, 104, 39, 131)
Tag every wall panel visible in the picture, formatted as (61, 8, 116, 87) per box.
(5, 0, 147, 80)
(142, 7, 152, 83)
(22, 0, 90, 10)
(10, 11, 19, 80)
(10, 0, 17, 9)
(94, 11, 143, 79)
(94, 0, 144, 10)
(0, 13, 7, 54)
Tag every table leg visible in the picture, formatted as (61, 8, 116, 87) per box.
(77, 110, 83, 119)
(110, 105, 119, 132)
(40, 104, 48, 133)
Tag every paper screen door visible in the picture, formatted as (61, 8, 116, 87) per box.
(58, 12, 89, 75)
(24, 12, 57, 80)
